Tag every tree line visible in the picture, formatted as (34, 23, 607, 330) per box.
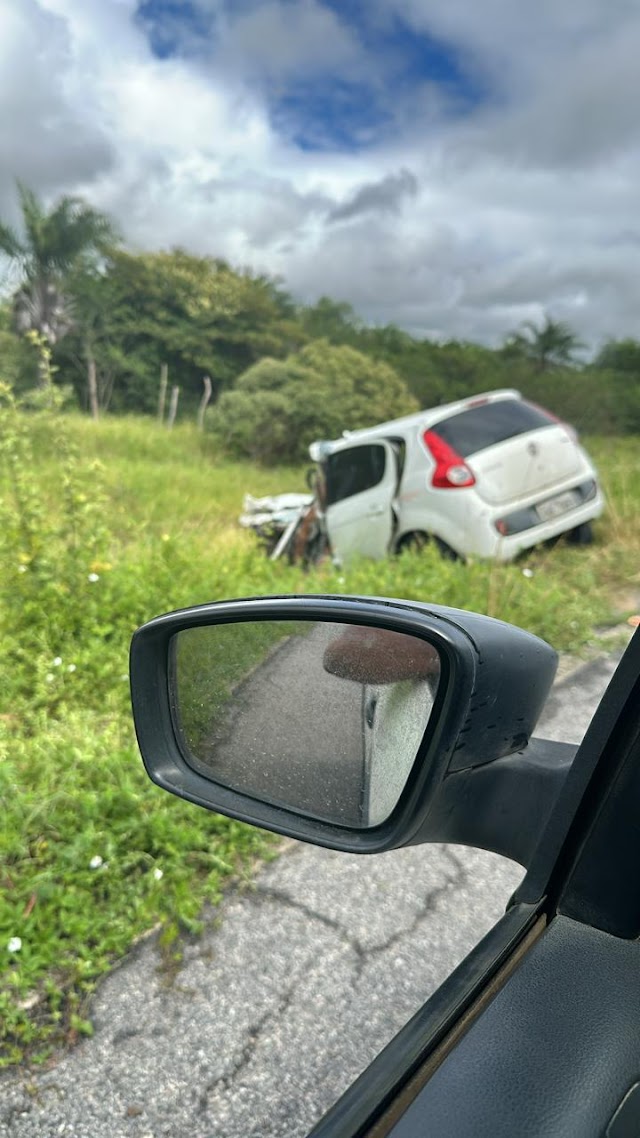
(1, 184, 639, 463)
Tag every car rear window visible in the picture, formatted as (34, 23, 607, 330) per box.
(434, 399, 556, 457)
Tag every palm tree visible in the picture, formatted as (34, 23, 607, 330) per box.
(0, 183, 118, 387)
(502, 315, 583, 372)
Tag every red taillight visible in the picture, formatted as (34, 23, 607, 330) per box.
(422, 430, 476, 489)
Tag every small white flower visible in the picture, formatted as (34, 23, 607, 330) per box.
(153, 868, 164, 881)
(522, 568, 534, 579)
(120, 674, 129, 682)
(53, 657, 62, 667)
(89, 855, 104, 869)
(87, 572, 100, 583)
(18, 565, 27, 574)
(7, 937, 22, 953)
(45, 673, 54, 683)
(67, 664, 76, 673)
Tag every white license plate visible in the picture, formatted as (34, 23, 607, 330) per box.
(537, 490, 580, 523)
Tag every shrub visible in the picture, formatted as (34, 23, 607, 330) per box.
(210, 339, 419, 464)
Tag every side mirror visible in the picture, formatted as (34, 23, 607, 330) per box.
(130, 595, 562, 858)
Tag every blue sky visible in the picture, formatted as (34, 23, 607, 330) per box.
(3, 0, 640, 345)
(136, 1, 212, 60)
(135, 0, 488, 151)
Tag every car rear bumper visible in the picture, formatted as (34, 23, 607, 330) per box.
(482, 484, 605, 561)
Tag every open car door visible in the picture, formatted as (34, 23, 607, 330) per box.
(323, 439, 397, 562)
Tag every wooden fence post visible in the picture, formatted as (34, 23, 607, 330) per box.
(87, 354, 99, 421)
(197, 375, 213, 430)
(158, 363, 168, 423)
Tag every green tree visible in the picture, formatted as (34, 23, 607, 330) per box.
(57, 249, 303, 415)
(593, 338, 640, 375)
(349, 329, 512, 409)
(588, 339, 640, 433)
(298, 297, 362, 344)
(502, 315, 583, 372)
(356, 325, 444, 406)
(0, 183, 118, 389)
(54, 265, 124, 418)
(210, 340, 419, 464)
(0, 303, 35, 392)
(415, 340, 508, 405)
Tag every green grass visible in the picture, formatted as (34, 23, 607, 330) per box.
(0, 716, 272, 1064)
(0, 409, 638, 1066)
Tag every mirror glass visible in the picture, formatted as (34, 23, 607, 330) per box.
(170, 620, 441, 829)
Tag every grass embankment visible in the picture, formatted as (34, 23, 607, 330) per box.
(0, 410, 638, 1066)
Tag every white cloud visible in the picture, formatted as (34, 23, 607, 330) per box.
(2, 0, 640, 348)
(217, 0, 365, 81)
(0, 0, 115, 212)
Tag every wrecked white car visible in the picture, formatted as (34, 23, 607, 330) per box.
(241, 389, 604, 565)
(311, 388, 604, 563)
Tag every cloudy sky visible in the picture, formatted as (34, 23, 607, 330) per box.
(2, 0, 640, 347)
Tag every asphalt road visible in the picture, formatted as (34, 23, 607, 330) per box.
(191, 623, 369, 826)
(0, 649, 624, 1138)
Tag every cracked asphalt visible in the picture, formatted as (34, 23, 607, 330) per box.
(0, 649, 625, 1138)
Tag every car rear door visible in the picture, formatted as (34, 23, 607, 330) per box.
(323, 440, 397, 562)
(470, 426, 586, 507)
(433, 398, 588, 507)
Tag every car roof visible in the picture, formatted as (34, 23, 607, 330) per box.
(309, 388, 523, 459)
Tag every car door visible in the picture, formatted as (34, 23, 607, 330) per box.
(323, 440, 397, 562)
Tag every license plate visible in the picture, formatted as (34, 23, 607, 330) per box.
(537, 490, 580, 523)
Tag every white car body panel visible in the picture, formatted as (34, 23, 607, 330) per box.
(468, 426, 585, 507)
(311, 390, 604, 563)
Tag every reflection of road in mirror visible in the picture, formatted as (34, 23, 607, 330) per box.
(175, 624, 369, 826)
(173, 621, 438, 828)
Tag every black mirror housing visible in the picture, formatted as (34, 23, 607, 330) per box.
(130, 595, 558, 855)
